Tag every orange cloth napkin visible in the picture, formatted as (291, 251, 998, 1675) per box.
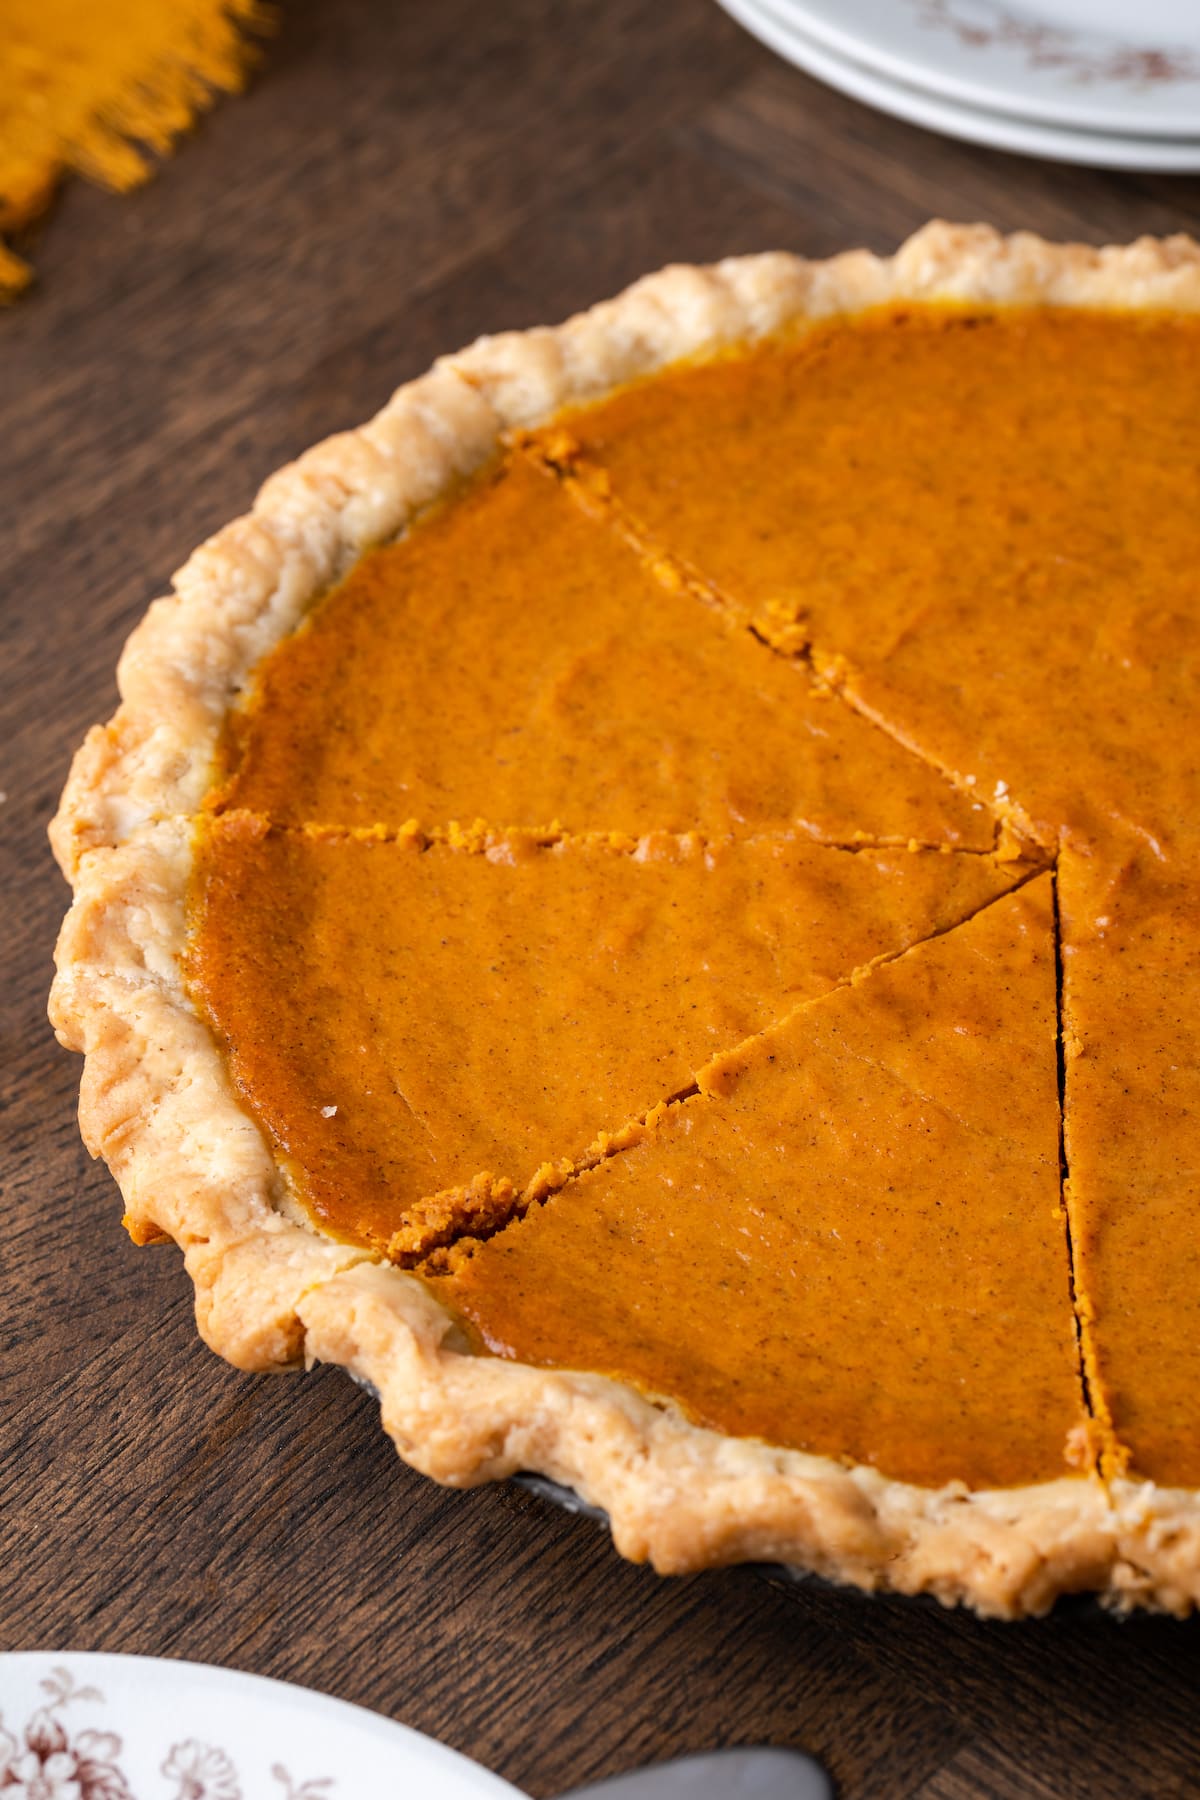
(0, 0, 273, 296)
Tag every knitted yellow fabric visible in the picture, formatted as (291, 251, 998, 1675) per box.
(0, 0, 273, 296)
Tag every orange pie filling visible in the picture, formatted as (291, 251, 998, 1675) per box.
(189, 816, 1025, 1259)
(210, 454, 991, 849)
(437, 878, 1083, 1490)
(186, 302, 1200, 1498)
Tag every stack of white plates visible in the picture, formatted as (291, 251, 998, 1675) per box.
(716, 0, 1200, 169)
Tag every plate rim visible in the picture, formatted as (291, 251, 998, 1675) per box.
(753, 0, 1200, 137)
(720, 0, 1200, 170)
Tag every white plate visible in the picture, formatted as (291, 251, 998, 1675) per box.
(760, 0, 1200, 137)
(718, 0, 1200, 168)
(0, 1654, 526, 1800)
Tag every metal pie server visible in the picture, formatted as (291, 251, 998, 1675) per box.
(555, 1746, 834, 1798)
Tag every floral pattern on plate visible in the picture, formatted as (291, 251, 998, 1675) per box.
(916, 0, 1200, 88)
(0, 1657, 521, 1800)
(0, 1666, 333, 1800)
(729, 0, 1200, 138)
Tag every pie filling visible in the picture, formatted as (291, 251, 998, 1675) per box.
(437, 877, 1083, 1491)
(210, 452, 991, 849)
(186, 302, 1200, 1495)
(189, 815, 1030, 1258)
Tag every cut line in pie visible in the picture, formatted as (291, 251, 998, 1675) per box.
(438, 874, 1085, 1494)
(187, 811, 1033, 1258)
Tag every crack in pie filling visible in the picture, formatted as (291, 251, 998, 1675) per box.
(50, 223, 1200, 1616)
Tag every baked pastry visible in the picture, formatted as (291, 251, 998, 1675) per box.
(50, 222, 1200, 1617)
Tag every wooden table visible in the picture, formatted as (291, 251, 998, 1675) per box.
(6, 2, 1200, 1793)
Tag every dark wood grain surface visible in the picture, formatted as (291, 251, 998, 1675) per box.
(6, 3, 1200, 1794)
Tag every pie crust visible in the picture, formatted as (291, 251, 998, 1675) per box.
(50, 222, 1200, 1618)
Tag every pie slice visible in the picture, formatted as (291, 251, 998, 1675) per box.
(1057, 846, 1200, 1608)
(50, 223, 1200, 1617)
(188, 811, 1025, 1256)
(436, 877, 1084, 1494)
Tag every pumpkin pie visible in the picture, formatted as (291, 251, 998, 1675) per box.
(50, 222, 1200, 1616)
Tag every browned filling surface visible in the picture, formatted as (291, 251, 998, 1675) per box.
(187, 302, 1200, 1490)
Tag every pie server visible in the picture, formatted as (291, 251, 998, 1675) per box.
(554, 1746, 833, 1798)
